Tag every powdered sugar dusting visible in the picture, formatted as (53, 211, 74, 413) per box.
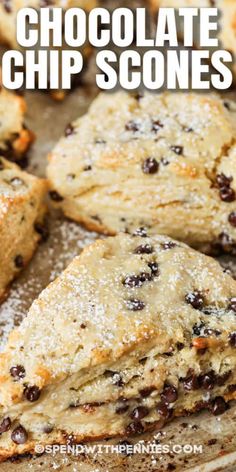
(0, 213, 98, 349)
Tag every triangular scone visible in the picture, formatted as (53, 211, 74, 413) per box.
(47, 91, 236, 254)
(0, 1, 96, 101)
(0, 232, 236, 460)
(0, 157, 47, 301)
(147, 0, 236, 80)
(0, 78, 33, 162)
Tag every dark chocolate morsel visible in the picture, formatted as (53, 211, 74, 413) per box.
(142, 157, 159, 175)
(11, 425, 28, 444)
(185, 291, 204, 310)
(23, 386, 41, 402)
(10, 365, 25, 380)
(0, 417, 11, 434)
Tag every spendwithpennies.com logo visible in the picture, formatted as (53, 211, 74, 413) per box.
(34, 443, 203, 456)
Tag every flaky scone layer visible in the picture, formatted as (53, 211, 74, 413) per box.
(47, 91, 236, 253)
(0, 233, 236, 459)
(0, 157, 48, 301)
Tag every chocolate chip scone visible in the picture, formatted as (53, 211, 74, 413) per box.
(0, 0, 96, 99)
(47, 91, 236, 254)
(0, 81, 33, 162)
(0, 157, 47, 301)
(0, 0, 96, 49)
(148, 0, 236, 78)
(0, 232, 236, 460)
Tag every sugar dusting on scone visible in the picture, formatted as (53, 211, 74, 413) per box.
(0, 232, 236, 459)
(0, 157, 48, 301)
(47, 91, 236, 254)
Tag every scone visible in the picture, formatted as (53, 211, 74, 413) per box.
(0, 0, 96, 49)
(0, 0, 96, 99)
(0, 157, 47, 301)
(0, 83, 33, 162)
(148, 0, 236, 78)
(47, 91, 236, 254)
(0, 232, 236, 460)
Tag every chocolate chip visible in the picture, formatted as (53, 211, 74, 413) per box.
(167, 465, 176, 472)
(185, 291, 204, 310)
(34, 222, 49, 242)
(134, 244, 154, 254)
(80, 323, 86, 329)
(23, 386, 41, 402)
(49, 190, 64, 202)
(183, 126, 193, 133)
(43, 425, 54, 434)
(228, 298, 236, 312)
(64, 124, 74, 137)
(160, 157, 169, 166)
(10, 365, 25, 380)
(133, 227, 147, 237)
(152, 120, 163, 132)
(229, 332, 236, 347)
(130, 406, 149, 421)
(125, 121, 139, 132)
(228, 212, 236, 227)
(125, 299, 145, 311)
(171, 146, 183, 155)
(210, 397, 227, 416)
(139, 386, 156, 398)
(14, 255, 24, 268)
(161, 383, 178, 404)
(219, 187, 235, 202)
(182, 374, 200, 391)
(161, 241, 177, 250)
(199, 371, 215, 390)
(0, 417, 11, 434)
(215, 232, 235, 253)
(176, 342, 184, 350)
(83, 165, 92, 171)
(147, 262, 159, 276)
(11, 425, 28, 444)
(142, 157, 159, 175)
(208, 438, 217, 446)
(125, 421, 144, 435)
(123, 272, 152, 288)
(216, 173, 233, 188)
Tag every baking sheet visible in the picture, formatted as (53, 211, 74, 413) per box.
(1, 27, 236, 472)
